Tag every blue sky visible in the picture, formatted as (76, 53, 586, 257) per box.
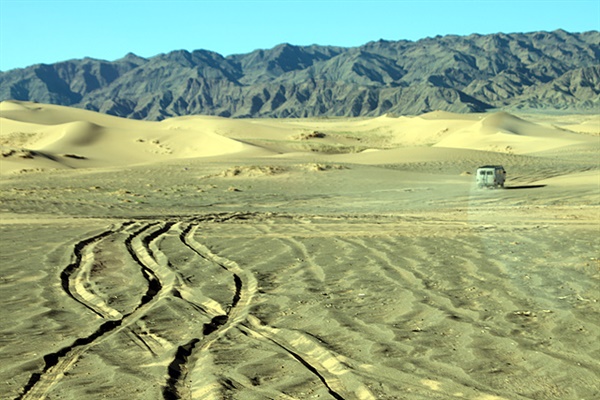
(0, 0, 598, 71)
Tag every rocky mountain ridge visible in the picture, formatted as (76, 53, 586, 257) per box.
(1, 30, 598, 120)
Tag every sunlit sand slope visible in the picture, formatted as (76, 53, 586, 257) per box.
(2, 101, 597, 175)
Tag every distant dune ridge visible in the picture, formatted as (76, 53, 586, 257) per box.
(1, 100, 598, 175)
(0, 30, 598, 120)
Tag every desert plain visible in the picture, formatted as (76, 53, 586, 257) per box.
(0, 100, 598, 400)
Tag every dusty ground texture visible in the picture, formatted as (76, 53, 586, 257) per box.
(1, 101, 599, 400)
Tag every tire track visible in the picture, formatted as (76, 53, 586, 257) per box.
(15, 319, 123, 400)
(179, 221, 375, 400)
(241, 315, 375, 400)
(163, 338, 201, 400)
(58, 224, 124, 318)
(18, 213, 376, 399)
(280, 237, 326, 283)
(16, 221, 175, 400)
(161, 223, 259, 399)
(17, 224, 131, 400)
(124, 222, 176, 313)
(181, 224, 257, 322)
(67, 222, 142, 320)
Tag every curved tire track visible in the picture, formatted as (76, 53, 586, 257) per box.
(179, 221, 375, 400)
(163, 223, 259, 400)
(17, 213, 376, 400)
(17, 221, 175, 400)
(59, 224, 124, 318)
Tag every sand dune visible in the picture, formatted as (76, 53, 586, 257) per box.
(567, 116, 600, 134)
(1, 101, 275, 173)
(2, 102, 597, 176)
(1, 101, 598, 400)
(434, 111, 596, 154)
(0, 100, 153, 128)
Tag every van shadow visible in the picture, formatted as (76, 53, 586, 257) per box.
(504, 185, 547, 190)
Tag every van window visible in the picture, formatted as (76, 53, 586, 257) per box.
(486, 171, 493, 175)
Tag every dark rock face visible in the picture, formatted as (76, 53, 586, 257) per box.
(1, 30, 598, 120)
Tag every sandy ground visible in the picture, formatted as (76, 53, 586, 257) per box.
(1, 101, 599, 400)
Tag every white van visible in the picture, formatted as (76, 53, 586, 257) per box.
(476, 165, 506, 188)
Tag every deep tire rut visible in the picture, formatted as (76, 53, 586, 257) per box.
(59, 225, 123, 318)
(166, 223, 258, 399)
(17, 221, 174, 400)
(16, 213, 374, 400)
(178, 222, 374, 400)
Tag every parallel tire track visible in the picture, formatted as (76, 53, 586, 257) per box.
(17, 213, 375, 400)
(165, 223, 259, 399)
(179, 222, 375, 400)
(59, 225, 124, 318)
(16, 221, 174, 400)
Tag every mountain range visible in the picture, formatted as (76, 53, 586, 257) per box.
(1, 30, 598, 120)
